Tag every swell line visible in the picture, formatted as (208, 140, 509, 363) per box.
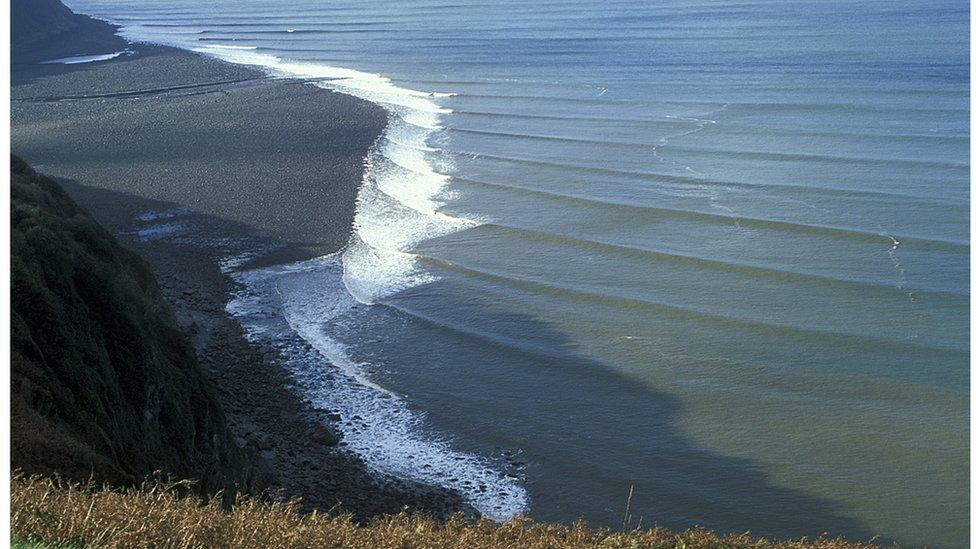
(445, 175, 967, 249)
(448, 126, 966, 170)
(446, 148, 967, 205)
(403, 255, 967, 356)
(454, 221, 967, 299)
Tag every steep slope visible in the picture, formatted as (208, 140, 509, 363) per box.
(11, 0, 128, 63)
(10, 157, 260, 495)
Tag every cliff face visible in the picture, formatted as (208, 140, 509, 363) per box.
(10, 157, 260, 494)
(11, 0, 75, 42)
(11, 0, 128, 63)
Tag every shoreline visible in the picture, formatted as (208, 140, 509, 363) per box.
(10, 1, 968, 546)
(11, 21, 474, 520)
(12, 41, 384, 254)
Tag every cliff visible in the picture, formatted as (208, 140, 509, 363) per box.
(11, 0, 128, 63)
(10, 157, 261, 495)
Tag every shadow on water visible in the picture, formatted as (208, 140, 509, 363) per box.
(357, 274, 882, 544)
(52, 178, 881, 544)
(42, 177, 481, 520)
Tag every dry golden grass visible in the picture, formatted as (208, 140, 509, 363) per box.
(11, 474, 877, 549)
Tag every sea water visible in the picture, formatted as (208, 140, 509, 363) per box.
(66, 0, 969, 545)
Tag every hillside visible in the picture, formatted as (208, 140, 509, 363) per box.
(10, 157, 262, 495)
(11, 0, 127, 63)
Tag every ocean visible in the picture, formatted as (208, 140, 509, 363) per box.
(66, 0, 969, 545)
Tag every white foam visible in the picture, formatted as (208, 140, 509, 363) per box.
(134, 222, 185, 241)
(205, 44, 258, 50)
(40, 50, 131, 64)
(104, 26, 469, 284)
(186, 47, 451, 115)
(136, 208, 188, 222)
(226, 257, 528, 520)
(169, 43, 478, 300)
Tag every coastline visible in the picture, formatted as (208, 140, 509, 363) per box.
(11, 24, 472, 520)
(10, 1, 968, 546)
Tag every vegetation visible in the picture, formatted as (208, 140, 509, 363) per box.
(11, 474, 873, 549)
(10, 157, 256, 495)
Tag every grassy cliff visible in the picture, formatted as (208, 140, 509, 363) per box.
(10, 157, 260, 495)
